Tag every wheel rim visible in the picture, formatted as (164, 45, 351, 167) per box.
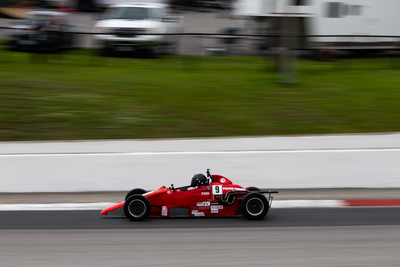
(128, 199, 146, 218)
(246, 197, 264, 216)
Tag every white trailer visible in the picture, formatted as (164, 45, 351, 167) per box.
(233, 0, 400, 51)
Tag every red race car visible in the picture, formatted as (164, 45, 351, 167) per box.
(101, 169, 278, 221)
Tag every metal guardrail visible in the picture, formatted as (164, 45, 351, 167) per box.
(2, 26, 400, 38)
(1, 26, 399, 60)
(1, 27, 399, 83)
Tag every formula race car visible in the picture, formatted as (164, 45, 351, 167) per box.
(101, 169, 278, 220)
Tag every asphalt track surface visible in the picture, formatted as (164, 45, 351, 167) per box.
(1, 208, 400, 267)
(1, 207, 400, 229)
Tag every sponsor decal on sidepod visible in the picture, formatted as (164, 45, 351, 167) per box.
(161, 206, 168, 216)
(197, 202, 210, 207)
(222, 187, 246, 191)
(192, 210, 205, 216)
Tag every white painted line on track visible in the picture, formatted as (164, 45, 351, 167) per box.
(2, 148, 400, 157)
(272, 200, 345, 208)
(3, 200, 399, 211)
(0, 200, 347, 211)
(0, 203, 117, 211)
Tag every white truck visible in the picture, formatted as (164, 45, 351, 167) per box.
(233, 0, 400, 53)
(94, 2, 184, 56)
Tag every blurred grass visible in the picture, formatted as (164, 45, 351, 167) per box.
(0, 49, 400, 141)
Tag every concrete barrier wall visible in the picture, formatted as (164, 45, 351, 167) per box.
(1, 133, 400, 192)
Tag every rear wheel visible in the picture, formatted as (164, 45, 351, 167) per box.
(124, 195, 151, 221)
(246, 186, 260, 192)
(240, 193, 269, 220)
(125, 188, 147, 200)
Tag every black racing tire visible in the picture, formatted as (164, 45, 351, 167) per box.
(246, 186, 260, 192)
(124, 195, 151, 221)
(125, 188, 147, 200)
(240, 192, 269, 220)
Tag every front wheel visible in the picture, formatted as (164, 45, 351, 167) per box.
(240, 193, 269, 220)
(125, 188, 147, 200)
(124, 195, 151, 221)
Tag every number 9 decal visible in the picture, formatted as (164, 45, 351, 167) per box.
(212, 185, 223, 195)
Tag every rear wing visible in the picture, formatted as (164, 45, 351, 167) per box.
(259, 190, 279, 208)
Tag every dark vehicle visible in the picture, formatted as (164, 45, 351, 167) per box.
(7, 11, 76, 52)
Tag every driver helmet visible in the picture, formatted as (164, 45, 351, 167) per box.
(191, 173, 207, 186)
